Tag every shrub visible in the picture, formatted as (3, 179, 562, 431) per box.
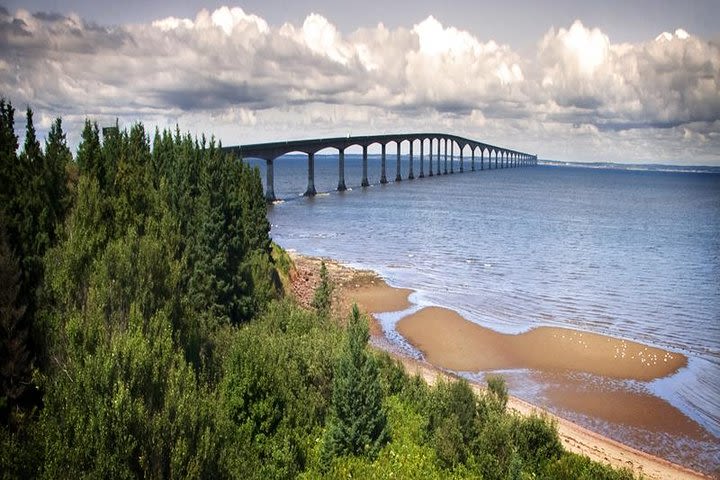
(513, 414, 563, 471)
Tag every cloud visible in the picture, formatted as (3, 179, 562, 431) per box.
(0, 7, 718, 164)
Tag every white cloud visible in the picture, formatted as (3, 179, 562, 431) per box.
(0, 6, 718, 164)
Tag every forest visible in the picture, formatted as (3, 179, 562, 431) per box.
(0, 98, 635, 479)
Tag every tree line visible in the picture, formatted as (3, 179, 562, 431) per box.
(0, 98, 636, 479)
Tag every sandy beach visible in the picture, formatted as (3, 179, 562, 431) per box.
(289, 253, 713, 479)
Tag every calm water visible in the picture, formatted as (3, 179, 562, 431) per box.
(256, 154, 720, 471)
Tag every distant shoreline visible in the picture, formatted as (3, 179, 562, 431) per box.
(539, 159, 720, 173)
(288, 252, 713, 479)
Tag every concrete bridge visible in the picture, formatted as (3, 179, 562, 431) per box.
(223, 133, 537, 202)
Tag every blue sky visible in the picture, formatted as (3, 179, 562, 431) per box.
(1, 1, 719, 164)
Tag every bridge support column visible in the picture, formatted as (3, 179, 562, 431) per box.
(429, 139, 434, 176)
(408, 141, 414, 179)
(450, 141, 455, 173)
(419, 140, 425, 178)
(395, 143, 402, 182)
(361, 146, 369, 187)
(480, 150, 484, 170)
(495, 151, 498, 169)
(460, 148, 464, 173)
(380, 143, 388, 184)
(304, 152, 316, 196)
(265, 158, 276, 202)
(437, 139, 441, 175)
(337, 149, 347, 191)
(444, 138, 448, 175)
(471, 150, 475, 171)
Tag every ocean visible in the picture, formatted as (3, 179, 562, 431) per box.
(249, 153, 720, 472)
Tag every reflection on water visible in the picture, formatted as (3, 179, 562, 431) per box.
(262, 157, 720, 473)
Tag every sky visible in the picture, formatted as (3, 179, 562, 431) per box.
(1, 1, 719, 164)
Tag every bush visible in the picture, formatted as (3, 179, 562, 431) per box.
(428, 379, 477, 468)
(513, 414, 563, 470)
(543, 451, 637, 480)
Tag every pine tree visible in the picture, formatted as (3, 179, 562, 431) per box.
(322, 304, 388, 462)
(43, 118, 72, 244)
(76, 119, 102, 185)
(311, 261, 333, 316)
(0, 99, 19, 207)
(0, 218, 31, 426)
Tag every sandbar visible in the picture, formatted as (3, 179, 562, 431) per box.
(396, 306, 687, 381)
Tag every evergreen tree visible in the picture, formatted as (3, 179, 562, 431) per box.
(0, 220, 31, 427)
(312, 261, 333, 317)
(0, 99, 19, 200)
(322, 304, 388, 462)
(76, 120, 102, 185)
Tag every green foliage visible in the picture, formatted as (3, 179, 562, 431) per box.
(375, 351, 409, 398)
(428, 379, 477, 468)
(39, 306, 221, 479)
(220, 300, 341, 479)
(0, 101, 644, 480)
(185, 139, 277, 329)
(0, 103, 70, 423)
(486, 374, 509, 412)
(0, 221, 31, 426)
(311, 260, 333, 317)
(513, 413, 563, 471)
(542, 451, 637, 480)
(322, 305, 388, 463)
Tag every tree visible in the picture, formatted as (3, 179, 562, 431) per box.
(76, 120, 102, 185)
(43, 118, 72, 231)
(0, 220, 32, 427)
(322, 305, 388, 463)
(0, 99, 19, 208)
(311, 261, 333, 317)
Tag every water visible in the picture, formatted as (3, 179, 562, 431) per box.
(256, 154, 720, 471)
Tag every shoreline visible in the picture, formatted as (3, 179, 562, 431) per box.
(288, 252, 714, 479)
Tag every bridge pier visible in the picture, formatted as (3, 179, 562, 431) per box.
(265, 158, 276, 202)
(444, 138, 448, 174)
(437, 139, 441, 175)
(480, 149, 484, 170)
(495, 151, 499, 169)
(408, 141, 414, 179)
(304, 152, 316, 196)
(460, 148, 464, 173)
(450, 141, 455, 174)
(428, 139, 433, 177)
(419, 139, 425, 178)
(380, 143, 388, 184)
(471, 149, 475, 171)
(395, 143, 402, 181)
(337, 149, 347, 191)
(362, 146, 369, 187)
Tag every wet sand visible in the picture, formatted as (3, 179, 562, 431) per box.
(289, 253, 712, 479)
(396, 306, 687, 381)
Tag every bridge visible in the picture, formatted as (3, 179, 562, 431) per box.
(223, 133, 537, 202)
